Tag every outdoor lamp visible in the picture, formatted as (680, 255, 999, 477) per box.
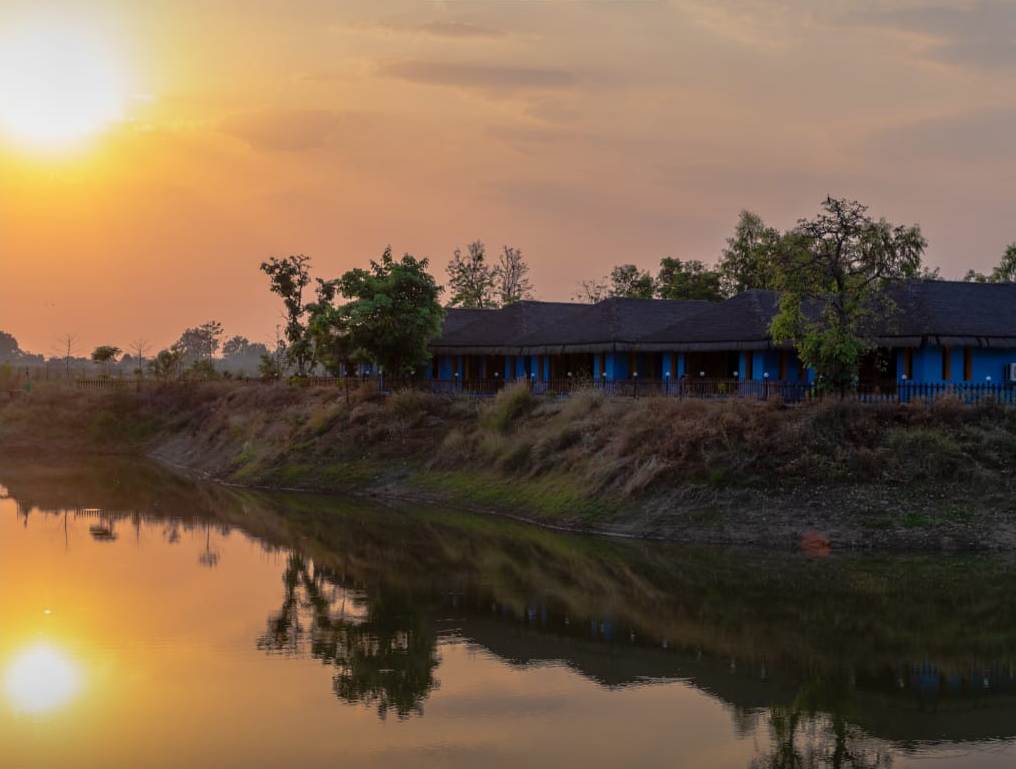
(764, 372, 769, 379)
(633, 371, 639, 378)
(987, 376, 993, 383)
(901, 374, 907, 381)
(732, 371, 738, 377)
(699, 371, 705, 377)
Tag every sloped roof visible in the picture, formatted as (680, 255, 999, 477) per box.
(429, 282, 1016, 355)
(516, 297, 712, 353)
(884, 280, 1016, 345)
(431, 301, 585, 353)
(640, 290, 781, 351)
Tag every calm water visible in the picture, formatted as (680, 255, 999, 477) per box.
(2, 459, 1016, 768)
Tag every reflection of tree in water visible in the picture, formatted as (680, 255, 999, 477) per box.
(751, 672, 892, 769)
(258, 553, 439, 720)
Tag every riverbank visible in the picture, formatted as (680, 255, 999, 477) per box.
(2, 382, 1015, 549)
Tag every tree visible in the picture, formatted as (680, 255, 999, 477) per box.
(330, 247, 444, 377)
(446, 241, 495, 308)
(967, 243, 1016, 283)
(55, 333, 77, 380)
(261, 254, 314, 375)
(718, 210, 782, 296)
(0, 331, 21, 362)
(149, 348, 183, 380)
(770, 197, 927, 391)
(175, 321, 223, 364)
(493, 246, 533, 306)
(608, 264, 655, 298)
(128, 338, 150, 378)
(993, 244, 1016, 282)
(90, 345, 121, 375)
(656, 257, 723, 301)
(573, 278, 608, 303)
(222, 335, 251, 358)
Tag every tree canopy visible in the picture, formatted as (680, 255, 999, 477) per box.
(607, 264, 655, 299)
(770, 197, 927, 390)
(718, 210, 782, 296)
(965, 243, 1016, 284)
(656, 257, 723, 301)
(327, 247, 444, 377)
(261, 254, 314, 375)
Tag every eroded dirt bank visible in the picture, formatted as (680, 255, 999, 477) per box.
(2, 382, 1015, 550)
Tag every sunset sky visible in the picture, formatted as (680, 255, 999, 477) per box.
(2, 0, 1015, 354)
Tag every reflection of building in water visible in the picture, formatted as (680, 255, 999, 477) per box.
(8, 457, 1016, 751)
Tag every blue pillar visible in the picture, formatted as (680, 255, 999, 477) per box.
(543, 356, 551, 382)
(608, 352, 629, 380)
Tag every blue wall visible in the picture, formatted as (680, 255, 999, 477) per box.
(906, 344, 1016, 384)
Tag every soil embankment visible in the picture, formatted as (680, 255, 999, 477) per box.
(2, 382, 1015, 550)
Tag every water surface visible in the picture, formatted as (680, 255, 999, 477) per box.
(2, 457, 1015, 768)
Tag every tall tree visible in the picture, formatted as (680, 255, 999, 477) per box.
(608, 264, 655, 299)
(770, 197, 926, 390)
(261, 254, 314, 375)
(446, 241, 496, 308)
(718, 210, 782, 296)
(656, 257, 723, 301)
(493, 245, 533, 306)
(330, 247, 444, 377)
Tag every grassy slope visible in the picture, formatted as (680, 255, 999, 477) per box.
(2, 382, 1016, 548)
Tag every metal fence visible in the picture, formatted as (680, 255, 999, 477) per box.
(15, 374, 1010, 407)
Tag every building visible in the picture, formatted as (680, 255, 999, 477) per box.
(427, 280, 1016, 389)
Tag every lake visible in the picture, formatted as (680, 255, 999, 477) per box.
(1, 457, 1015, 768)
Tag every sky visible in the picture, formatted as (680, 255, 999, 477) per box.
(1, 0, 1015, 355)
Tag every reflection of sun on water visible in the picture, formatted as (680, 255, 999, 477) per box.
(4, 644, 83, 714)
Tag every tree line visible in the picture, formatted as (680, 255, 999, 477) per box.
(5, 197, 1016, 389)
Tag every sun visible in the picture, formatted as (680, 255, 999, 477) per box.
(0, 20, 128, 151)
(4, 644, 84, 715)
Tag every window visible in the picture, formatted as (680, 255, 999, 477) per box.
(941, 347, 951, 381)
(903, 349, 913, 379)
(963, 347, 973, 381)
(744, 353, 754, 381)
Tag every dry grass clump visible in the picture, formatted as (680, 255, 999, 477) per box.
(482, 382, 537, 433)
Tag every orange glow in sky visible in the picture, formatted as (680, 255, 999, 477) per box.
(1, 1, 1015, 353)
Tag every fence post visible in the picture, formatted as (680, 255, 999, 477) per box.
(633, 372, 639, 399)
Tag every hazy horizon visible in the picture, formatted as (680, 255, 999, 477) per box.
(3, 0, 1015, 354)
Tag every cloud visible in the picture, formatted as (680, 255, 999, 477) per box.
(375, 20, 504, 39)
(219, 109, 352, 152)
(865, 107, 1016, 166)
(851, 0, 1016, 70)
(380, 61, 576, 94)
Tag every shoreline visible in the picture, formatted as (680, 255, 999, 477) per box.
(2, 383, 1015, 552)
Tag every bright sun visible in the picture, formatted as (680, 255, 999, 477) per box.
(4, 644, 83, 714)
(0, 20, 128, 151)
